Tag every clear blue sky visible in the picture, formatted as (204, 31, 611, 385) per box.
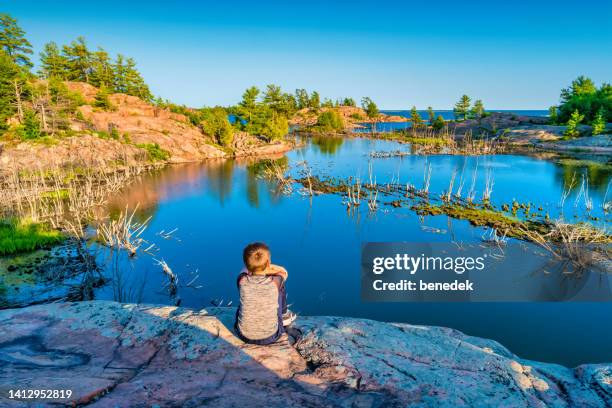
(5, 0, 611, 109)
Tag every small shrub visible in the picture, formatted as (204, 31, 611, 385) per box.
(201, 107, 234, 146)
(316, 110, 344, 132)
(136, 143, 171, 161)
(564, 109, 584, 138)
(16, 109, 41, 140)
(591, 108, 606, 135)
(93, 86, 115, 111)
(432, 115, 446, 131)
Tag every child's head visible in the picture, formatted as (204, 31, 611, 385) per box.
(243, 242, 270, 273)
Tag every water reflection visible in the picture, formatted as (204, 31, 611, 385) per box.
(311, 135, 344, 155)
(96, 137, 612, 366)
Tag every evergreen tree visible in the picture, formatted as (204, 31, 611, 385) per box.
(90, 48, 114, 88)
(548, 106, 558, 125)
(201, 107, 234, 147)
(564, 109, 584, 138)
(361, 97, 379, 119)
(591, 108, 606, 135)
(0, 50, 20, 130)
(17, 108, 41, 139)
(62, 37, 92, 82)
(322, 98, 334, 108)
(124, 57, 152, 101)
(113, 54, 128, 92)
(454, 95, 471, 120)
(39, 42, 68, 79)
(410, 106, 423, 128)
(471, 99, 485, 119)
(432, 115, 446, 131)
(93, 86, 114, 111)
(0, 14, 33, 68)
(309, 91, 320, 109)
(295, 88, 309, 109)
(427, 106, 435, 124)
(342, 97, 356, 107)
(238, 86, 260, 122)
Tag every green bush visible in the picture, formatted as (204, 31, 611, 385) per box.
(564, 109, 584, 138)
(201, 107, 234, 147)
(93, 86, 115, 111)
(432, 115, 446, 131)
(591, 108, 606, 135)
(558, 77, 611, 123)
(0, 220, 64, 255)
(16, 109, 41, 140)
(136, 143, 171, 161)
(316, 110, 344, 132)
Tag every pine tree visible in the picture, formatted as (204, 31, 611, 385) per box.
(410, 106, 423, 128)
(93, 86, 114, 111)
(432, 115, 446, 131)
(564, 109, 584, 138)
(309, 91, 320, 109)
(0, 14, 33, 68)
(295, 88, 309, 109)
(17, 108, 41, 139)
(548, 106, 558, 125)
(361, 97, 379, 119)
(113, 54, 127, 93)
(454, 95, 471, 120)
(427, 106, 435, 124)
(39, 42, 68, 79)
(90, 48, 114, 89)
(591, 108, 606, 135)
(124, 57, 152, 101)
(0, 50, 20, 130)
(471, 99, 485, 119)
(62, 37, 92, 82)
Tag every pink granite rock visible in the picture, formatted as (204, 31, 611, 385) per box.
(0, 301, 609, 407)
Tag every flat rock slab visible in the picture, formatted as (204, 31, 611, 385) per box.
(0, 302, 609, 407)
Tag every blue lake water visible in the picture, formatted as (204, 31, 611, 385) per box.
(100, 137, 611, 367)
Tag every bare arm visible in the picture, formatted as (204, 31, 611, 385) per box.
(269, 264, 288, 281)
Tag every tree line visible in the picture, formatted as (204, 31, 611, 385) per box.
(0, 13, 151, 139)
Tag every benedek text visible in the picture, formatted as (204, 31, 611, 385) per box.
(373, 279, 474, 291)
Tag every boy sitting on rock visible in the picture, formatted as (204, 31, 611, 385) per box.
(234, 242, 296, 345)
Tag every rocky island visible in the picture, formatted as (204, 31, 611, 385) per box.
(0, 301, 610, 407)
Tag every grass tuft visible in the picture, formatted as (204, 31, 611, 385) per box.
(0, 220, 65, 256)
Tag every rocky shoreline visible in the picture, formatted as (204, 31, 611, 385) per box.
(0, 301, 609, 407)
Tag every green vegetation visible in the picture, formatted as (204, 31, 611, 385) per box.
(201, 107, 234, 147)
(0, 13, 152, 141)
(0, 219, 64, 255)
(427, 107, 435, 124)
(410, 106, 423, 128)
(361, 97, 379, 119)
(314, 110, 344, 132)
(0, 13, 33, 68)
(471, 99, 485, 119)
(548, 106, 558, 124)
(432, 115, 446, 131)
(453, 95, 471, 120)
(231, 85, 290, 140)
(564, 109, 584, 138)
(591, 107, 606, 135)
(136, 143, 171, 161)
(404, 136, 450, 146)
(342, 97, 356, 107)
(93, 86, 114, 111)
(557, 76, 611, 124)
(16, 108, 41, 139)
